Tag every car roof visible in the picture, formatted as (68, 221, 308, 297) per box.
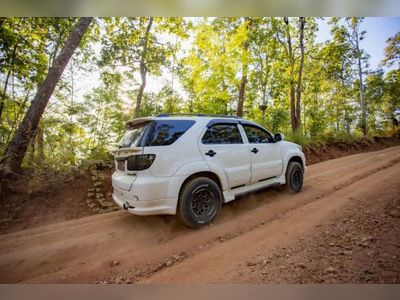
(156, 114, 262, 126)
(126, 115, 263, 129)
(127, 114, 239, 124)
(156, 113, 240, 118)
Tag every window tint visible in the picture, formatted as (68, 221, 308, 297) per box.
(146, 120, 195, 146)
(243, 125, 274, 143)
(202, 124, 243, 144)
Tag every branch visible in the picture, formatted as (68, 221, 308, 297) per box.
(275, 31, 288, 57)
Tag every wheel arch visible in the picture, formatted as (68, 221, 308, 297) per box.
(176, 171, 225, 221)
(176, 171, 223, 228)
(178, 171, 223, 197)
(283, 152, 306, 177)
(288, 155, 304, 170)
(166, 160, 227, 213)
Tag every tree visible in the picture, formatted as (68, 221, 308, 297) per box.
(0, 18, 89, 160)
(1, 18, 44, 121)
(351, 18, 368, 135)
(1, 17, 399, 174)
(317, 22, 355, 134)
(135, 17, 154, 117)
(275, 17, 308, 134)
(180, 18, 246, 115)
(381, 70, 400, 131)
(101, 17, 187, 118)
(237, 17, 252, 117)
(331, 18, 370, 135)
(0, 17, 93, 174)
(381, 32, 400, 68)
(296, 17, 306, 134)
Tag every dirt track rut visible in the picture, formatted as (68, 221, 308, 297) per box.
(0, 146, 399, 283)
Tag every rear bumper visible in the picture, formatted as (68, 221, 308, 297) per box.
(112, 192, 177, 215)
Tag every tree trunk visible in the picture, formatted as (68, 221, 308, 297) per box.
(354, 23, 367, 135)
(135, 67, 147, 118)
(357, 54, 367, 135)
(0, 17, 92, 174)
(261, 109, 265, 125)
(134, 17, 153, 118)
(303, 103, 307, 136)
(290, 83, 296, 131)
(237, 18, 251, 118)
(294, 17, 305, 134)
(37, 123, 45, 163)
(283, 17, 305, 134)
(29, 131, 36, 165)
(344, 108, 351, 134)
(237, 56, 248, 117)
(259, 104, 267, 126)
(283, 17, 298, 134)
(336, 106, 340, 132)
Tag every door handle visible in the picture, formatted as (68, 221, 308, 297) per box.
(251, 148, 259, 154)
(205, 150, 216, 157)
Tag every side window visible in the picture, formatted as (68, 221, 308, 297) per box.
(202, 124, 243, 144)
(146, 120, 195, 146)
(243, 125, 274, 143)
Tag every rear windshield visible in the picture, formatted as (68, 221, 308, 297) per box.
(119, 120, 195, 148)
(119, 121, 151, 148)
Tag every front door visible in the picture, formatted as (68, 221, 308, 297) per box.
(241, 124, 283, 183)
(198, 123, 251, 189)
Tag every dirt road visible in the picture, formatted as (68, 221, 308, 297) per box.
(0, 146, 399, 283)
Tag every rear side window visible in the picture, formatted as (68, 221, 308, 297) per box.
(202, 124, 243, 144)
(145, 120, 195, 146)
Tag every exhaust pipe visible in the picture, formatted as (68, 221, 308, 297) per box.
(123, 202, 134, 210)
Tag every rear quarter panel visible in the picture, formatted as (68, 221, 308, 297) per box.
(143, 119, 207, 177)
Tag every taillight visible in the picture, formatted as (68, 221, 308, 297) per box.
(126, 154, 156, 171)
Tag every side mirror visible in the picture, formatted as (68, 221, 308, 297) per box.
(274, 133, 284, 142)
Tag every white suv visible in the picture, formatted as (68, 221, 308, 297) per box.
(111, 114, 306, 228)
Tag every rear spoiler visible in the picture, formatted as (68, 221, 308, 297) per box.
(110, 117, 156, 155)
(126, 117, 155, 128)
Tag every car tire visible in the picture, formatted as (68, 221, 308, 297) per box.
(177, 177, 222, 229)
(285, 161, 304, 193)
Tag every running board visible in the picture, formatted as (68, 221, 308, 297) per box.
(222, 176, 286, 203)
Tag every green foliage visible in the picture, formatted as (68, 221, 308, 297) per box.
(381, 32, 400, 68)
(179, 18, 260, 115)
(286, 132, 312, 147)
(1, 17, 399, 171)
(0, 17, 80, 154)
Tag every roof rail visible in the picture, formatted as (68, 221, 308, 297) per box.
(156, 113, 241, 119)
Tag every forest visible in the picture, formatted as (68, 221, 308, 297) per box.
(0, 17, 399, 174)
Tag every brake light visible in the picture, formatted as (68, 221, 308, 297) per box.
(126, 154, 156, 171)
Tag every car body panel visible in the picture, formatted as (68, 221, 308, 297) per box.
(247, 142, 283, 182)
(111, 116, 306, 216)
(198, 142, 252, 189)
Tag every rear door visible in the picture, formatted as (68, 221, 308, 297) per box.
(112, 120, 153, 191)
(241, 124, 283, 183)
(198, 122, 251, 189)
